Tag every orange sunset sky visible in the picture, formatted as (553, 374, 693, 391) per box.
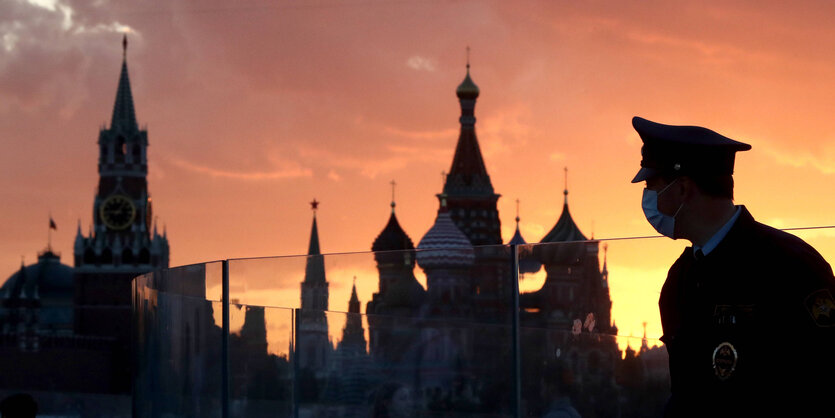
(2, 0, 835, 345)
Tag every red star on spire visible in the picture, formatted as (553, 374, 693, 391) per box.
(310, 199, 319, 211)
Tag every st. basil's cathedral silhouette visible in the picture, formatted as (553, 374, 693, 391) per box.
(295, 61, 627, 417)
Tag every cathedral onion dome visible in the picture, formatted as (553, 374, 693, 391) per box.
(371, 201, 415, 266)
(536, 191, 588, 265)
(1, 250, 74, 330)
(456, 66, 480, 100)
(508, 226, 526, 245)
(416, 207, 475, 270)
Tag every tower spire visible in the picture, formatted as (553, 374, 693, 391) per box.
(446, 53, 491, 197)
(111, 35, 138, 131)
(350, 277, 359, 303)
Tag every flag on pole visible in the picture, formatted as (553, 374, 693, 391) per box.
(49, 217, 57, 230)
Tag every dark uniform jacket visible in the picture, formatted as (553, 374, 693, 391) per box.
(659, 206, 835, 417)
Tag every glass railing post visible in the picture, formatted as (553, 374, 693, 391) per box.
(222, 259, 230, 418)
(510, 244, 521, 418)
(293, 307, 300, 418)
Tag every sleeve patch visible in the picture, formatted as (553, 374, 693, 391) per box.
(804, 289, 835, 327)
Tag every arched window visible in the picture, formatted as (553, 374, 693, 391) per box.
(84, 248, 95, 265)
(139, 248, 150, 265)
(101, 248, 113, 265)
(122, 248, 134, 265)
(115, 137, 126, 162)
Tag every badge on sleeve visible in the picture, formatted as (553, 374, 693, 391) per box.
(804, 289, 835, 327)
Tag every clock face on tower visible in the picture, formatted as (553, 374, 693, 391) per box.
(100, 194, 137, 230)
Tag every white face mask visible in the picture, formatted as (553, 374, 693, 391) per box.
(642, 179, 684, 238)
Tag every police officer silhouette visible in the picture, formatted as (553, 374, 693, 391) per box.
(631, 117, 835, 417)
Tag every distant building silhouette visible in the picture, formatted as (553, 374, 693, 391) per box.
(1, 251, 74, 342)
(291, 63, 630, 417)
(297, 201, 331, 373)
(441, 64, 501, 247)
(74, 36, 169, 350)
(0, 36, 169, 399)
(366, 195, 425, 369)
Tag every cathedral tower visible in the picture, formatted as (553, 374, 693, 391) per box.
(526, 170, 614, 334)
(367, 190, 425, 362)
(439, 61, 502, 246)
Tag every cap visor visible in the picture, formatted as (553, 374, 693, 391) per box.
(631, 167, 656, 183)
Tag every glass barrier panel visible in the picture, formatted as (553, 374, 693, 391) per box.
(130, 227, 835, 415)
(292, 309, 515, 417)
(518, 240, 671, 416)
(226, 245, 516, 325)
(227, 245, 518, 416)
(133, 284, 224, 417)
(140, 261, 224, 301)
(227, 304, 294, 417)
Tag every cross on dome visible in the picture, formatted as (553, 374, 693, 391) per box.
(390, 180, 397, 211)
(515, 198, 521, 223)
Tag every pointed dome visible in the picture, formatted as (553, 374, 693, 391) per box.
(537, 191, 588, 265)
(372, 211, 414, 253)
(509, 201, 527, 245)
(456, 67, 480, 100)
(541, 202, 587, 243)
(416, 209, 475, 270)
(372, 205, 415, 266)
(508, 225, 526, 245)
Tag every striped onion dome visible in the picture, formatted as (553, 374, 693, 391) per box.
(416, 210, 475, 270)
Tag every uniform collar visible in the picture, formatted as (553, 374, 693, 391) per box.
(694, 205, 742, 257)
